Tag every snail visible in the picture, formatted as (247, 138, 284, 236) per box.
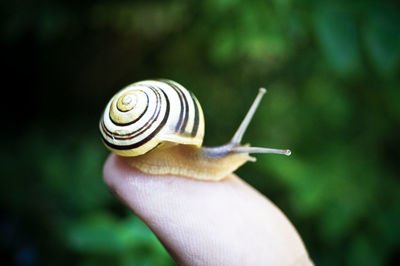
(99, 79, 291, 181)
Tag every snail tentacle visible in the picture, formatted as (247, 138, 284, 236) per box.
(225, 87, 291, 156)
(231, 88, 266, 144)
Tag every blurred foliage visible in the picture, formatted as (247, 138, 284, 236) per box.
(1, 0, 399, 265)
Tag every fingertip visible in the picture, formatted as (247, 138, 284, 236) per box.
(103, 154, 140, 194)
(103, 153, 118, 189)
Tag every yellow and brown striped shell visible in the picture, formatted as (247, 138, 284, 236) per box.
(99, 79, 205, 156)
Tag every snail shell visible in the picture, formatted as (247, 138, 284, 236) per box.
(100, 80, 205, 157)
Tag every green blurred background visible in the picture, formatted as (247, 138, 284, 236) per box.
(1, 0, 399, 265)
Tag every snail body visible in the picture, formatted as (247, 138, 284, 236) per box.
(100, 79, 290, 181)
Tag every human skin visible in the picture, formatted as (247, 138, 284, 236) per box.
(104, 154, 313, 266)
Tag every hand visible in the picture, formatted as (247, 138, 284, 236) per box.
(104, 154, 313, 266)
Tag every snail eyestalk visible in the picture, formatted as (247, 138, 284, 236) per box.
(231, 88, 267, 144)
(230, 87, 291, 157)
(233, 146, 292, 156)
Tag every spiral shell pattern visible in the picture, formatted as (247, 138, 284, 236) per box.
(100, 79, 205, 156)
